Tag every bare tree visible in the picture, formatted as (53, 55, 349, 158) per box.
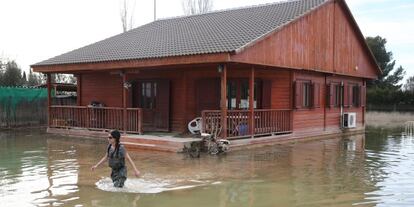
(182, 0, 214, 15)
(120, 0, 136, 32)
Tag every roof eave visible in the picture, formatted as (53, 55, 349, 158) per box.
(31, 52, 232, 73)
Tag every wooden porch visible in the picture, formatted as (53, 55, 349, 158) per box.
(46, 64, 293, 140)
(49, 106, 143, 134)
(48, 106, 292, 139)
(202, 109, 292, 139)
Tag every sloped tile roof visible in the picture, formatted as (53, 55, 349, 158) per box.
(33, 0, 328, 66)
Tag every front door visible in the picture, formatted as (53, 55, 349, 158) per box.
(133, 80, 170, 131)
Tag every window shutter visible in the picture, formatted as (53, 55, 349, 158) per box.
(262, 79, 272, 109)
(133, 81, 143, 108)
(327, 83, 334, 108)
(313, 82, 320, 108)
(343, 84, 349, 108)
(155, 80, 171, 131)
(326, 84, 330, 107)
(196, 78, 220, 115)
(361, 85, 366, 107)
(348, 85, 353, 107)
(294, 81, 302, 109)
(355, 85, 361, 107)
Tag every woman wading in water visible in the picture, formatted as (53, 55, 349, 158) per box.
(91, 130, 140, 187)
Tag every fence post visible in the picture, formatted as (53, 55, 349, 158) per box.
(47, 74, 52, 127)
(220, 64, 227, 139)
(122, 72, 128, 133)
(138, 109, 143, 134)
(249, 67, 255, 138)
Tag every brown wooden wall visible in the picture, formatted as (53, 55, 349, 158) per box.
(333, 1, 376, 78)
(230, 1, 378, 79)
(256, 69, 291, 109)
(81, 73, 123, 107)
(325, 75, 364, 131)
(80, 66, 365, 134)
(79, 66, 293, 133)
(292, 71, 365, 133)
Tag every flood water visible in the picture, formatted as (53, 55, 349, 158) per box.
(0, 128, 413, 207)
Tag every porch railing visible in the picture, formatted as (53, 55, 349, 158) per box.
(49, 106, 143, 134)
(202, 109, 292, 139)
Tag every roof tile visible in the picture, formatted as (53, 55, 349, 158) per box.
(33, 0, 328, 66)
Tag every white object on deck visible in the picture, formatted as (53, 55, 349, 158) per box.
(188, 117, 202, 134)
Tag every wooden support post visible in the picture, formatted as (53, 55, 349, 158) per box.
(220, 64, 227, 139)
(249, 67, 255, 138)
(290, 71, 294, 131)
(47, 73, 52, 127)
(76, 74, 82, 106)
(182, 71, 188, 133)
(362, 80, 366, 127)
(122, 72, 128, 133)
(323, 74, 327, 131)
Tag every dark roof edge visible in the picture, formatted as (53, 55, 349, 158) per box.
(31, 20, 158, 67)
(234, 0, 332, 54)
(31, 52, 232, 73)
(30, 51, 227, 69)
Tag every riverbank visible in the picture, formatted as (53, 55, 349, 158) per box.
(366, 111, 414, 128)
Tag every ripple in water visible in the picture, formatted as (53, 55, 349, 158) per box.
(96, 177, 219, 194)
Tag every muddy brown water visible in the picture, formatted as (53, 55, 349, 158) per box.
(0, 128, 413, 207)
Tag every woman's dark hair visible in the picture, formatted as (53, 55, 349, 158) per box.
(111, 130, 121, 139)
(110, 130, 121, 158)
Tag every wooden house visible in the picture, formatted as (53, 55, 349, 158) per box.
(32, 0, 380, 149)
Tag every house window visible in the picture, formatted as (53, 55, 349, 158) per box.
(227, 81, 237, 109)
(227, 79, 259, 110)
(352, 85, 360, 107)
(295, 80, 319, 109)
(141, 81, 157, 109)
(327, 82, 342, 108)
(240, 81, 249, 109)
(302, 82, 312, 108)
(334, 84, 341, 107)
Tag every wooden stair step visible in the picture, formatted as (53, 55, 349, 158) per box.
(122, 141, 183, 152)
(122, 138, 185, 148)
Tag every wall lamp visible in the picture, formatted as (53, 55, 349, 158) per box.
(217, 64, 224, 73)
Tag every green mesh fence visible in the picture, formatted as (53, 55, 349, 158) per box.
(0, 87, 51, 127)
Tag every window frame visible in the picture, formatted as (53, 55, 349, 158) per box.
(140, 81, 157, 109)
(302, 81, 312, 108)
(226, 79, 260, 110)
(295, 79, 314, 110)
(351, 84, 360, 107)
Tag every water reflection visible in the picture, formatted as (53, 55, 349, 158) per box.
(361, 130, 414, 206)
(1, 129, 413, 206)
(0, 130, 80, 206)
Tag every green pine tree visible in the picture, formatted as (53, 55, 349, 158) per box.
(2, 61, 23, 86)
(366, 36, 405, 89)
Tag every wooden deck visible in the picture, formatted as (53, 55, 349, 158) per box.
(122, 134, 201, 152)
(49, 106, 143, 134)
(47, 126, 364, 153)
(202, 109, 293, 139)
(49, 106, 293, 139)
(47, 128, 201, 152)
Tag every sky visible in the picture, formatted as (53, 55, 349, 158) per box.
(0, 0, 413, 81)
